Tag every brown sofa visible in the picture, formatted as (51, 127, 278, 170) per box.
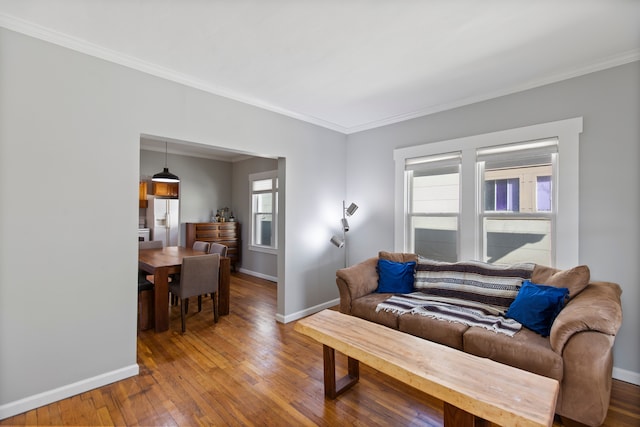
(335, 252, 623, 427)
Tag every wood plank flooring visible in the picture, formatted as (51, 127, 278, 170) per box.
(2, 272, 639, 426)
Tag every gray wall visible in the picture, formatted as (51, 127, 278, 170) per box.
(0, 27, 346, 417)
(346, 61, 640, 383)
(232, 157, 279, 279)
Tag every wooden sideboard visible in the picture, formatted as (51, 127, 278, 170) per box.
(185, 222, 241, 270)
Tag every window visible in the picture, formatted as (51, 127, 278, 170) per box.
(394, 118, 582, 268)
(406, 153, 461, 262)
(478, 139, 557, 265)
(249, 170, 278, 253)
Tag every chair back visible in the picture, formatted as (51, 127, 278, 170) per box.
(208, 242, 228, 257)
(139, 240, 163, 249)
(177, 254, 220, 299)
(192, 241, 211, 253)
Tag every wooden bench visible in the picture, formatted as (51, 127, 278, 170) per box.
(294, 309, 559, 427)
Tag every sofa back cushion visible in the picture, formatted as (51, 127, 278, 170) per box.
(414, 258, 534, 314)
(379, 251, 419, 263)
(531, 264, 590, 299)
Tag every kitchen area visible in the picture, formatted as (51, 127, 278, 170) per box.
(138, 179, 180, 246)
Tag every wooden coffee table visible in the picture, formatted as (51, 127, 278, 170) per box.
(294, 310, 558, 427)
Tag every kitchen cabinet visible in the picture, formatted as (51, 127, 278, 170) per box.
(139, 181, 148, 208)
(152, 182, 179, 198)
(186, 222, 241, 270)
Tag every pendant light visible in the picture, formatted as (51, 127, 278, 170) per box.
(152, 141, 180, 183)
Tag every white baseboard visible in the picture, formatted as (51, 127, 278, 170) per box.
(0, 364, 139, 420)
(613, 367, 640, 386)
(237, 267, 277, 283)
(276, 298, 340, 324)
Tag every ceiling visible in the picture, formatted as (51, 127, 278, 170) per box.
(0, 1, 638, 135)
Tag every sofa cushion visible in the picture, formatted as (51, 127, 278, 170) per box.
(376, 259, 416, 293)
(414, 258, 534, 314)
(398, 314, 469, 350)
(463, 326, 564, 381)
(351, 294, 401, 329)
(506, 280, 569, 337)
(531, 264, 590, 299)
(379, 251, 419, 263)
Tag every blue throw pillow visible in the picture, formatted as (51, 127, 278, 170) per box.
(376, 259, 416, 293)
(505, 280, 569, 337)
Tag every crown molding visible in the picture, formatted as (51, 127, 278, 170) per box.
(2, 13, 637, 136)
(0, 13, 349, 134)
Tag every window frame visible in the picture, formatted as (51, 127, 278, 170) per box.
(393, 117, 583, 268)
(249, 170, 278, 254)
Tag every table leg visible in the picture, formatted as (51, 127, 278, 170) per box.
(443, 402, 490, 427)
(323, 345, 359, 399)
(219, 257, 230, 316)
(154, 267, 170, 332)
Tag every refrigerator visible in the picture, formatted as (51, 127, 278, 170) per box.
(146, 197, 179, 247)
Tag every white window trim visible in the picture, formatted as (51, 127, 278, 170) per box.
(393, 117, 583, 268)
(249, 170, 278, 255)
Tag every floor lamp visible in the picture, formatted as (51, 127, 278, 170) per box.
(330, 200, 358, 267)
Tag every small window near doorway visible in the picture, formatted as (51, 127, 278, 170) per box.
(249, 170, 278, 254)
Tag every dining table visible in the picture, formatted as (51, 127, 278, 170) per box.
(138, 246, 231, 332)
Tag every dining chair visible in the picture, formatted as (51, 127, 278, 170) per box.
(184, 241, 211, 305)
(139, 240, 163, 249)
(138, 271, 155, 330)
(208, 242, 228, 257)
(192, 241, 210, 253)
(197, 243, 228, 308)
(169, 253, 220, 333)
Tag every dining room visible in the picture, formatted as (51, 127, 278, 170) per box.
(138, 136, 280, 333)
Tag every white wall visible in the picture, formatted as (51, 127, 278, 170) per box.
(346, 61, 640, 383)
(0, 28, 346, 417)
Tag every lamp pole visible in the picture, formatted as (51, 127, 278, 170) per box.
(342, 200, 348, 268)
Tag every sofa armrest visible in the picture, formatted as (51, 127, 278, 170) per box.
(336, 257, 379, 314)
(550, 281, 622, 354)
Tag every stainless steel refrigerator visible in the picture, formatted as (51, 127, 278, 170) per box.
(146, 197, 179, 246)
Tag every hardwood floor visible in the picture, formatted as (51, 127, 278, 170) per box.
(2, 272, 639, 426)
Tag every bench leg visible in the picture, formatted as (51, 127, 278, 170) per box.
(443, 402, 491, 427)
(323, 345, 359, 399)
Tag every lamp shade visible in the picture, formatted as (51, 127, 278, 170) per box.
(152, 167, 180, 183)
(330, 235, 344, 248)
(346, 202, 358, 216)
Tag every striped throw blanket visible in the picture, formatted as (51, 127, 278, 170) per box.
(376, 292, 523, 336)
(414, 259, 535, 315)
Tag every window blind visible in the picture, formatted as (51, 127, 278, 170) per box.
(477, 138, 558, 169)
(405, 151, 461, 176)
